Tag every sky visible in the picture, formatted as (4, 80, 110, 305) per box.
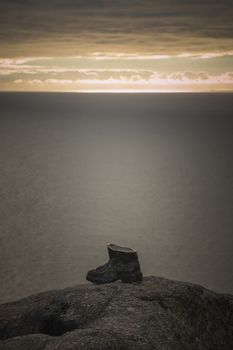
(0, 0, 233, 92)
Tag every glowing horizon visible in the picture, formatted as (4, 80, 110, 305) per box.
(0, 53, 233, 92)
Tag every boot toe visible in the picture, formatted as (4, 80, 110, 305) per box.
(86, 268, 108, 284)
(86, 269, 98, 281)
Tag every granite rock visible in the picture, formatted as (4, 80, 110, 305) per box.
(0, 276, 232, 349)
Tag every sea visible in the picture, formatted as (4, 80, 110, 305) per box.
(0, 92, 232, 303)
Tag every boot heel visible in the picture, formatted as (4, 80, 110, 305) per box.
(121, 271, 143, 283)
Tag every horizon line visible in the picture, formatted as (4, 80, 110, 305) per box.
(1, 89, 233, 94)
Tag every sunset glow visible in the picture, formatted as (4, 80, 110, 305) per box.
(0, 1, 232, 92)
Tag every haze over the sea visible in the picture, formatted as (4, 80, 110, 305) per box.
(0, 92, 233, 303)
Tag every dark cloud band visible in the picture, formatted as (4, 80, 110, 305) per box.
(0, 0, 232, 56)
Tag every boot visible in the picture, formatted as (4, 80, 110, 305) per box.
(86, 243, 143, 284)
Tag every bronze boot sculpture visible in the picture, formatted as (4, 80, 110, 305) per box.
(86, 243, 143, 284)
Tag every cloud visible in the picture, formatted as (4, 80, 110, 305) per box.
(14, 79, 23, 83)
(1, 51, 232, 91)
(0, 0, 232, 57)
(13, 71, 233, 87)
(0, 51, 231, 92)
(0, 58, 155, 77)
(1, 52, 233, 78)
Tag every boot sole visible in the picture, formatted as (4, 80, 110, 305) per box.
(86, 271, 143, 284)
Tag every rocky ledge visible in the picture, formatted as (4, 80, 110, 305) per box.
(0, 276, 232, 350)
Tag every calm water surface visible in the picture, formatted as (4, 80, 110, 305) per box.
(0, 93, 233, 303)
